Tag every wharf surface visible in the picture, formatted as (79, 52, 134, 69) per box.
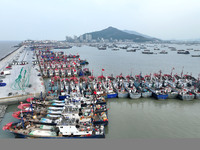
(0, 46, 45, 104)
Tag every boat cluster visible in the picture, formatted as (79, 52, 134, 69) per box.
(111, 72, 200, 100)
(46, 70, 200, 101)
(90, 43, 200, 57)
(2, 90, 108, 138)
(2, 48, 109, 139)
(36, 50, 91, 78)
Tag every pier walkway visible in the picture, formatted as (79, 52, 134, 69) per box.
(0, 46, 45, 104)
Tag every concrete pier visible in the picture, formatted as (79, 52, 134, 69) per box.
(0, 46, 46, 104)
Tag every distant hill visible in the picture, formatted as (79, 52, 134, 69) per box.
(123, 30, 153, 39)
(80, 27, 159, 42)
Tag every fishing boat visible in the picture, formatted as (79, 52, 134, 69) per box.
(92, 80, 107, 97)
(178, 92, 195, 100)
(141, 88, 152, 98)
(165, 87, 178, 99)
(92, 112, 108, 126)
(113, 75, 129, 98)
(124, 80, 141, 99)
(126, 49, 136, 52)
(83, 68, 91, 76)
(60, 78, 70, 96)
(66, 68, 72, 77)
(3, 120, 105, 138)
(177, 50, 190, 54)
(142, 51, 153, 54)
(154, 48, 160, 50)
(98, 46, 106, 50)
(134, 74, 152, 98)
(112, 48, 119, 51)
(159, 50, 168, 54)
(191, 55, 200, 57)
(193, 91, 200, 99)
(102, 78, 117, 98)
(151, 89, 168, 99)
(88, 75, 95, 82)
(95, 96, 107, 105)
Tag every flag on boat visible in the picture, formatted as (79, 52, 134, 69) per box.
(2, 122, 13, 131)
(102, 69, 105, 71)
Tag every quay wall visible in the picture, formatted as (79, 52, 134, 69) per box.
(0, 92, 46, 105)
(0, 105, 7, 123)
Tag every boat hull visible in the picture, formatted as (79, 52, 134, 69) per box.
(194, 93, 200, 99)
(107, 93, 118, 98)
(93, 121, 108, 126)
(141, 92, 152, 98)
(117, 92, 129, 98)
(11, 131, 105, 139)
(168, 92, 178, 99)
(178, 94, 195, 100)
(129, 93, 141, 99)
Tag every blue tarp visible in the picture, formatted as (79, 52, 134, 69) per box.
(59, 95, 66, 100)
(0, 83, 6, 86)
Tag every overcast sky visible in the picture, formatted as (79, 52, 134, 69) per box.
(0, 0, 200, 41)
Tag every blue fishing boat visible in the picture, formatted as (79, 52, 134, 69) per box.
(152, 91, 168, 99)
(103, 78, 117, 98)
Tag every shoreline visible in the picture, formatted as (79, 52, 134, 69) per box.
(0, 46, 20, 62)
(0, 46, 24, 72)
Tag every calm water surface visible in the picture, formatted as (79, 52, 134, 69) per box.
(1, 43, 200, 138)
(0, 41, 20, 60)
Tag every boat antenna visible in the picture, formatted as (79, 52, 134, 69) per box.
(30, 98, 33, 116)
(181, 66, 184, 78)
(198, 74, 200, 82)
(40, 91, 43, 100)
(101, 69, 104, 76)
(171, 67, 175, 76)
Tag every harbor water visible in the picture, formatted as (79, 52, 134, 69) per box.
(0, 41, 20, 60)
(1, 43, 200, 138)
